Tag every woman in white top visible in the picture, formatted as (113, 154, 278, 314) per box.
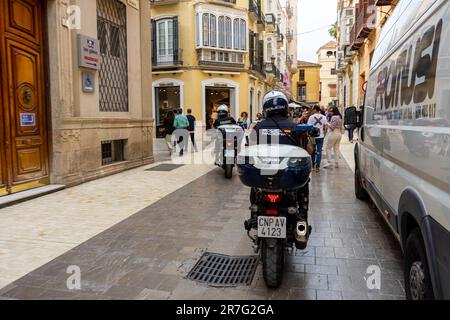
(323, 106, 343, 168)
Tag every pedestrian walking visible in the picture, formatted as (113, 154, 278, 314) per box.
(163, 111, 176, 155)
(323, 106, 343, 169)
(186, 109, 198, 152)
(307, 105, 328, 172)
(238, 112, 250, 146)
(173, 109, 190, 156)
(346, 106, 355, 143)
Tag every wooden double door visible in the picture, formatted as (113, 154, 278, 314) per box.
(0, 0, 49, 196)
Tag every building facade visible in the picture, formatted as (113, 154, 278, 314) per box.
(0, 0, 153, 197)
(151, 0, 297, 135)
(292, 61, 321, 105)
(317, 40, 338, 107)
(336, 0, 398, 110)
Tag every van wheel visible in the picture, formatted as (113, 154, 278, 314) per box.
(355, 168, 368, 200)
(404, 228, 434, 300)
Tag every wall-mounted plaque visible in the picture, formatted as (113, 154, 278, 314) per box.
(82, 71, 95, 93)
(77, 34, 100, 70)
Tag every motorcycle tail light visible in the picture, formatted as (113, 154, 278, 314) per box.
(265, 209, 279, 215)
(227, 142, 234, 147)
(264, 194, 283, 203)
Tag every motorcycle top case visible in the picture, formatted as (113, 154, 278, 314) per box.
(237, 144, 312, 190)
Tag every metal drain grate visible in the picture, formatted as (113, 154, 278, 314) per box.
(145, 164, 184, 172)
(187, 253, 258, 287)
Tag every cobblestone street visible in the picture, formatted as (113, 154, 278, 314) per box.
(0, 141, 405, 300)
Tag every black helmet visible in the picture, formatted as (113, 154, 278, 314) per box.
(263, 90, 289, 118)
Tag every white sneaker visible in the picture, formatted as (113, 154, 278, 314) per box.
(323, 163, 332, 169)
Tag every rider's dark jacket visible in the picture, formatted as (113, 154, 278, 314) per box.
(250, 114, 300, 146)
(213, 116, 237, 128)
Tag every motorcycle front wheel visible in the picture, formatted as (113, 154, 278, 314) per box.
(224, 164, 233, 179)
(261, 238, 285, 288)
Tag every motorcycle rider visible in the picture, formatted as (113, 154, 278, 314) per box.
(213, 104, 238, 165)
(249, 90, 309, 219)
(250, 90, 300, 146)
(213, 105, 237, 128)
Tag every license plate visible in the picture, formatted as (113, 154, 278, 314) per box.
(224, 150, 235, 157)
(257, 216, 287, 239)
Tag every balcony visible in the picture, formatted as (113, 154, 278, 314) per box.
(150, 0, 180, 5)
(350, 0, 376, 50)
(249, 0, 265, 31)
(265, 62, 283, 83)
(265, 13, 276, 32)
(197, 48, 245, 68)
(152, 49, 183, 70)
(286, 29, 294, 41)
(375, 0, 394, 5)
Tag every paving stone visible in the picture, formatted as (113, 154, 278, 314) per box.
(317, 290, 343, 300)
(0, 149, 405, 300)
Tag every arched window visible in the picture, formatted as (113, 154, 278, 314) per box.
(210, 15, 217, 47)
(233, 18, 240, 50)
(240, 19, 246, 50)
(218, 16, 225, 48)
(225, 17, 232, 49)
(202, 13, 209, 46)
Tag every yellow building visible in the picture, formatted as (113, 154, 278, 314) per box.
(292, 61, 321, 105)
(317, 41, 338, 107)
(151, 0, 295, 136)
(336, 0, 398, 109)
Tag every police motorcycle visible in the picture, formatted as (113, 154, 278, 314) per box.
(214, 105, 244, 179)
(237, 91, 319, 288)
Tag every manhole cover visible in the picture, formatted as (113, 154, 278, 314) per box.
(146, 164, 184, 172)
(187, 253, 258, 287)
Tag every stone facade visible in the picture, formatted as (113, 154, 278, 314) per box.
(46, 0, 153, 187)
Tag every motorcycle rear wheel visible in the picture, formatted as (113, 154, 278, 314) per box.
(261, 238, 285, 288)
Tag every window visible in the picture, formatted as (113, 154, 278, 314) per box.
(240, 19, 246, 50)
(233, 18, 239, 50)
(218, 16, 225, 48)
(157, 20, 174, 58)
(101, 140, 126, 166)
(266, 39, 272, 61)
(226, 17, 232, 49)
(196, 13, 200, 46)
(203, 13, 209, 46)
(197, 12, 247, 51)
(299, 69, 305, 81)
(210, 15, 217, 47)
(97, 0, 128, 112)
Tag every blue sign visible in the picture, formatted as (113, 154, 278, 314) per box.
(20, 113, 36, 127)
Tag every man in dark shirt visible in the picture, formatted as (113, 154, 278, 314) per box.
(186, 109, 198, 152)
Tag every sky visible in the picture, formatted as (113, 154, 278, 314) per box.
(297, 0, 338, 63)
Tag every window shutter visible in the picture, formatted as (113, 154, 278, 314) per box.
(151, 19, 157, 65)
(258, 40, 264, 70)
(173, 16, 179, 63)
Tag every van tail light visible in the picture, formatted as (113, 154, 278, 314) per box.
(265, 209, 279, 216)
(264, 194, 283, 203)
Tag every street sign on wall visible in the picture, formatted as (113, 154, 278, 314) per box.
(77, 34, 100, 70)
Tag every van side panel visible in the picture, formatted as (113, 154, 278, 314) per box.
(362, 0, 450, 298)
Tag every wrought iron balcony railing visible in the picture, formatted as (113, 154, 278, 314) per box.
(153, 49, 183, 68)
(265, 62, 283, 82)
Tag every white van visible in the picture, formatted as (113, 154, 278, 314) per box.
(345, 0, 450, 300)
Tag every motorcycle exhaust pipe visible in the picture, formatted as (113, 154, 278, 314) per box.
(295, 221, 308, 243)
